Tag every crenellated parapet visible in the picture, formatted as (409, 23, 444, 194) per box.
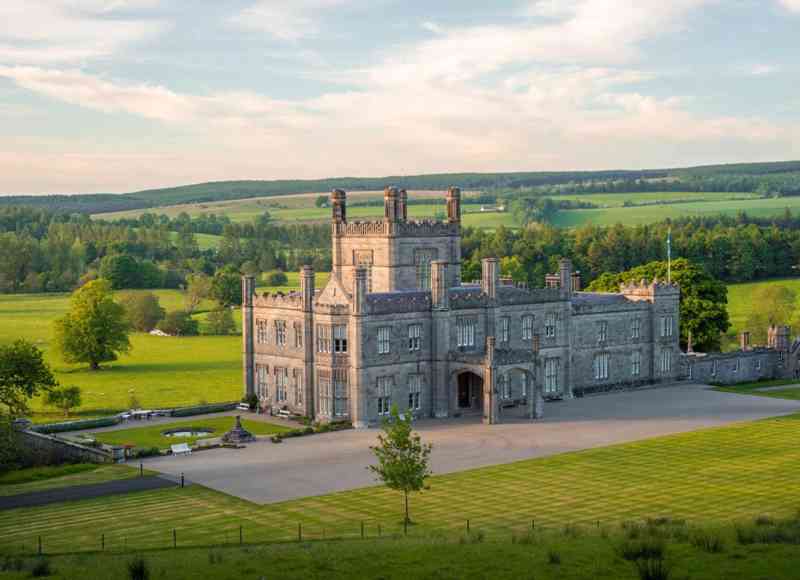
(253, 291, 304, 310)
(496, 285, 565, 305)
(333, 219, 459, 238)
(619, 278, 680, 303)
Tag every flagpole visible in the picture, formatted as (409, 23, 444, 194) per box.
(667, 227, 672, 284)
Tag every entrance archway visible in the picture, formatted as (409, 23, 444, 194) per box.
(498, 367, 542, 421)
(455, 371, 483, 414)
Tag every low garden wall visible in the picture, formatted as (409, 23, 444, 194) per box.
(17, 429, 112, 465)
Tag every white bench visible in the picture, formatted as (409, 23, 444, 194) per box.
(237, 403, 251, 412)
(276, 409, 292, 418)
(170, 443, 191, 456)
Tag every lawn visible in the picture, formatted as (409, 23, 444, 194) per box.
(2, 412, 800, 555)
(0, 464, 142, 498)
(713, 379, 800, 401)
(91, 417, 289, 449)
(4, 525, 800, 579)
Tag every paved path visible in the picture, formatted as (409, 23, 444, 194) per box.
(0, 476, 180, 511)
(143, 384, 800, 505)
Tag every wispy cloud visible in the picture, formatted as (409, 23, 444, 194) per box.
(228, 0, 349, 41)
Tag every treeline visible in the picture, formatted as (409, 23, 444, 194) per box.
(461, 212, 800, 287)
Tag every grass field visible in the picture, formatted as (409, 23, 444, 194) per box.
(3, 524, 800, 579)
(0, 465, 141, 498)
(90, 417, 289, 449)
(713, 379, 800, 401)
(2, 412, 800, 555)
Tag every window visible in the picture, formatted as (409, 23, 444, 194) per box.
(294, 322, 303, 348)
(293, 369, 303, 406)
(415, 249, 436, 290)
(275, 320, 286, 347)
(499, 317, 510, 344)
(256, 319, 269, 344)
(711, 360, 717, 377)
(593, 353, 609, 380)
(333, 325, 348, 353)
(660, 316, 674, 338)
(316, 325, 331, 353)
(499, 374, 511, 399)
(256, 364, 269, 399)
(333, 368, 348, 416)
(734, 358, 740, 373)
(275, 367, 288, 402)
(544, 358, 559, 393)
(354, 250, 373, 292)
(545, 312, 557, 339)
(377, 376, 393, 415)
(456, 318, 476, 348)
(598, 321, 608, 343)
(631, 318, 641, 340)
(318, 370, 331, 416)
(408, 374, 422, 411)
(377, 326, 391, 354)
(659, 349, 672, 373)
(522, 315, 534, 340)
(408, 324, 422, 351)
(631, 351, 641, 376)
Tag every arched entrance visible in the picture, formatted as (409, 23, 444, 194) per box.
(454, 371, 483, 414)
(498, 366, 542, 421)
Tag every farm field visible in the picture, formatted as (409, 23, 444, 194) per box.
(726, 277, 800, 334)
(1, 412, 799, 555)
(91, 416, 289, 449)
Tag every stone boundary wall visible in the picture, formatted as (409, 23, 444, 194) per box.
(683, 349, 779, 385)
(18, 430, 113, 465)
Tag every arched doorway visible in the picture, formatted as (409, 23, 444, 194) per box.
(455, 371, 483, 414)
(498, 367, 542, 420)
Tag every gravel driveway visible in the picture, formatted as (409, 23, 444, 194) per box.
(143, 383, 800, 504)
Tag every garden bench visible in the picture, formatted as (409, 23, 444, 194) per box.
(170, 443, 192, 456)
(276, 409, 292, 418)
(237, 403, 251, 412)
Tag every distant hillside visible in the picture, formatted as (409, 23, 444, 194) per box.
(2, 160, 799, 214)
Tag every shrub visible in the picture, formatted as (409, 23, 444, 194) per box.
(619, 538, 666, 562)
(157, 310, 199, 336)
(242, 394, 258, 410)
(133, 447, 161, 458)
(690, 530, 725, 553)
(547, 549, 561, 565)
(171, 403, 237, 417)
(30, 558, 52, 577)
(635, 558, 670, 580)
(33, 416, 120, 434)
(127, 556, 150, 580)
(264, 271, 288, 286)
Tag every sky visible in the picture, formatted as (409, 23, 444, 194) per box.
(1, 0, 799, 195)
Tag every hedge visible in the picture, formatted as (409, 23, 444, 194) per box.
(33, 416, 121, 434)
(171, 402, 239, 417)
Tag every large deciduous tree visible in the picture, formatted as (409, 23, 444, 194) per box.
(54, 279, 131, 370)
(587, 258, 730, 352)
(0, 339, 58, 416)
(119, 291, 165, 332)
(368, 405, 432, 531)
(210, 266, 242, 307)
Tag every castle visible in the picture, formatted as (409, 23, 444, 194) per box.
(242, 187, 682, 427)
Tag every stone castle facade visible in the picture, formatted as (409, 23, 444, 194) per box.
(242, 187, 682, 427)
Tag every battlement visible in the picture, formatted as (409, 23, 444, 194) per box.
(620, 278, 680, 302)
(253, 291, 304, 310)
(366, 291, 432, 315)
(333, 219, 459, 238)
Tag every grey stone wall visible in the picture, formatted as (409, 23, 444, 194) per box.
(18, 430, 112, 465)
(685, 350, 781, 385)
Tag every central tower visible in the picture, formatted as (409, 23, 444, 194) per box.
(330, 186, 461, 293)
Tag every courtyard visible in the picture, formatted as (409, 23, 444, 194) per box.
(142, 383, 800, 504)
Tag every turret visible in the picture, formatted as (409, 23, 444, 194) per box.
(431, 260, 448, 309)
(446, 186, 461, 223)
(384, 186, 403, 222)
(331, 188, 346, 223)
(300, 265, 315, 312)
(481, 257, 498, 299)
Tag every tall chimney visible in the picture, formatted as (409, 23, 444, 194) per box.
(331, 188, 346, 223)
(446, 186, 461, 223)
(431, 260, 448, 309)
(559, 258, 573, 293)
(384, 186, 401, 222)
(481, 258, 498, 299)
(300, 265, 315, 313)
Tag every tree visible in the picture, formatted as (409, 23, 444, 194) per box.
(45, 385, 82, 418)
(210, 266, 242, 307)
(157, 311, 199, 336)
(184, 273, 212, 313)
(264, 270, 288, 287)
(119, 292, 165, 332)
(0, 339, 57, 416)
(368, 405, 432, 530)
(587, 258, 730, 352)
(205, 307, 236, 335)
(54, 279, 131, 370)
(99, 254, 141, 289)
(315, 195, 328, 208)
(744, 285, 797, 344)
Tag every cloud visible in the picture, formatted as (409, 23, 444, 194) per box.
(779, 0, 800, 12)
(228, 0, 349, 41)
(0, 0, 164, 64)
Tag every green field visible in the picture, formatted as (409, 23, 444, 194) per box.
(2, 413, 800, 555)
(91, 417, 289, 449)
